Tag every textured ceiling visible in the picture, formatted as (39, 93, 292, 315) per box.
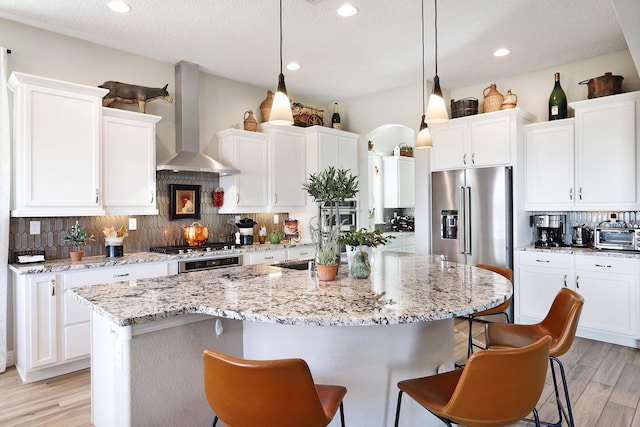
(0, 0, 630, 103)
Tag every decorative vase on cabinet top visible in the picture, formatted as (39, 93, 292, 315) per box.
(259, 90, 274, 122)
(483, 83, 504, 113)
(243, 110, 258, 132)
(501, 90, 518, 110)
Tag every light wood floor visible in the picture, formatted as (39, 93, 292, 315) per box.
(2, 320, 640, 426)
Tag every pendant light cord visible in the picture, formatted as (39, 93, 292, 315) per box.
(434, 0, 438, 77)
(421, 0, 425, 115)
(279, 0, 283, 75)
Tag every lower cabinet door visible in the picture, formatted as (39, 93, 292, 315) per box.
(575, 271, 638, 338)
(28, 274, 58, 369)
(517, 266, 568, 322)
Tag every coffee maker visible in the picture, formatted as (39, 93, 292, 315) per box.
(531, 214, 566, 248)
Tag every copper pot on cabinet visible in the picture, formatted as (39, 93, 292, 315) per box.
(579, 72, 623, 99)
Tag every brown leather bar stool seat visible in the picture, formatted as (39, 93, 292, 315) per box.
(465, 264, 513, 357)
(394, 335, 552, 427)
(486, 287, 584, 427)
(203, 349, 347, 427)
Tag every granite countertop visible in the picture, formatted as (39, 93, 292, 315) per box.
(68, 252, 512, 328)
(9, 241, 313, 275)
(518, 245, 640, 259)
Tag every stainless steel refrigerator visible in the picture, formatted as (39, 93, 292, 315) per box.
(431, 167, 513, 268)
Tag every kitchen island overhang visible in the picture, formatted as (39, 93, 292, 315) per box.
(69, 252, 512, 427)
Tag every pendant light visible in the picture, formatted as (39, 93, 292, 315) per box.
(269, 0, 294, 126)
(416, 0, 432, 149)
(425, 0, 448, 124)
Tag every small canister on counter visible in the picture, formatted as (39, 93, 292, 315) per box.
(105, 237, 124, 258)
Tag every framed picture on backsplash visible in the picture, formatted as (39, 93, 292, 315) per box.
(169, 184, 201, 220)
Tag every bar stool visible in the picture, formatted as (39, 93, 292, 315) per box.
(486, 287, 584, 427)
(202, 349, 347, 427)
(394, 335, 552, 427)
(466, 264, 513, 357)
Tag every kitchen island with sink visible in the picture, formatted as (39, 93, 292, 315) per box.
(69, 252, 512, 427)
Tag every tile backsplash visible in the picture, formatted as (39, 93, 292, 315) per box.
(9, 171, 287, 261)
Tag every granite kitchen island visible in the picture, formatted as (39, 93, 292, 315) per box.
(69, 252, 512, 427)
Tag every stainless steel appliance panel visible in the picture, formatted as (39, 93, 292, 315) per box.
(431, 167, 512, 268)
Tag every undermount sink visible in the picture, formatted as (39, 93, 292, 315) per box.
(273, 260, 314, 270)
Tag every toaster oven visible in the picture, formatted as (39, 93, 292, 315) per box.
(594, 227, 640, 251)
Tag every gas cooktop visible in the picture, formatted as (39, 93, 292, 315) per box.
(150, 243, 234, 255)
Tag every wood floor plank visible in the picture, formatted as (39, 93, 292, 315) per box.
(610, 363, 640, 408)
(572, 381, 614, 426)
(578, 340, 613, 368)
(591, 348, 630, 386)
(596, 401, 635, 427)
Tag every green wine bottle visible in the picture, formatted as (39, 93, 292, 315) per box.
(332, 103, 341, 130)
(548, 72, 568, 120)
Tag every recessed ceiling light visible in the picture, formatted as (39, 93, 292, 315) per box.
(337, 4, 358, 17)
(108, 1, 131, 13)
(493, 48, 510, 57)
(286, 62, 301, 71)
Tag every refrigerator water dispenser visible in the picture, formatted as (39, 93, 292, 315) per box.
(441, 210, 458, 239)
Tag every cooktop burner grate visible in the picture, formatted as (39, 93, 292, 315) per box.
(150, 243, 232, 254)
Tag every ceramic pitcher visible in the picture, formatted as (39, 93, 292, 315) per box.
(244, 110, 258, 132)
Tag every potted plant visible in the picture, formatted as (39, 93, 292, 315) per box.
(309, 222, 341, 281)
(303, 166, 359, 272)
(340, 228, 394, 268)
(61, 220, 95, 261)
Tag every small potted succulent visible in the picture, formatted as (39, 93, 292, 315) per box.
(61, 220, 95, 261)
(340, 228, 394, 277)
(309, 222, 341, 281)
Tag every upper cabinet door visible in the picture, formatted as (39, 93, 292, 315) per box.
(268, 126, 307, 211)
(8, 72, 108, 217)
(524, 120, 575, 210)
(430, 121, 468, 170)
(102, 108, 161, 215)
(572, 93, 640, 209)
(217, 129, 270, 213)
(470, 115, 511, 167)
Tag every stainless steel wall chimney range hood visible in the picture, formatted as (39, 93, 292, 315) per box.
(156, 61, 239, 175)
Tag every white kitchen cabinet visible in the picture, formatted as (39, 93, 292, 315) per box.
(244, 249, 286, 265)
(573, 255, 638, 343)
(430, 108, 533, 171)
(306, 126, 359, 175)
(286, 245, 315, 260)
(102, 108, 161, 215)
(383, 156, 414, 208)
(217, 129, 270, 213)
(260, 124, 307, 212)
(571, 91, 640, 209)
(516, 250, 640, 348)
(14, 273, 58, 374)
(523, 120, 575, 210)
(12, 262, 170, 383)
(516, 251, 571, 322)
(8, 72, 109, 217)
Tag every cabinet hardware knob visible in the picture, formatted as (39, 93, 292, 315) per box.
(535, 259, 550, 263)
(95, 189, 99, 203)
(114, 273, 130, 278)
(563, 274, 567, 287)
(236, 193, 240, 204)
(576, 275, 580, 289)
(579, 187, 583, 200)
(471, 153, 475, 164)
(51, 281, 55, 296)
(265, 256, 273, 260)
(569, 188, 573, 200)
(463, 154, 467, 165)
(150, 192, 154, 203)
(274, 194, 278, 204)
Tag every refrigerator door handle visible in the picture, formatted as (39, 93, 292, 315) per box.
(459, 186, 466, 254)
(465, 186, 472, 254)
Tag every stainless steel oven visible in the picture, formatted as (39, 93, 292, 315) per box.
(320, 200, 358, 232)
